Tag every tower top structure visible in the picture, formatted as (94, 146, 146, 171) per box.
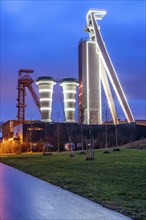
(86, 9, 106, 20)
(16, 69, 40, 123)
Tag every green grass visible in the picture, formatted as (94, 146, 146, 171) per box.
(0, 148, 146, 220)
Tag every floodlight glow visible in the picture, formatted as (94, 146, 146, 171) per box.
(39, 89, 52, 92)
(40, 107, 52, 111)
(40, 98, 52, 101)
(62, 82, 79, 85)
(64, 99, 76, 102)
(86, 41, 90, 124)
(36, 80, 55, 84)
(63, 90, 76, 94)
(65, 108, 75, 111)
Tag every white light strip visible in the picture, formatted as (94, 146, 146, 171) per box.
(98, 54, 102, 124)
(92, 19, 117, 124)
(99, 57, 117, 125)
(64, 108, 75, 111)
(64, 99, 76, 102)
(99, 49, 134, 123)
(90, 13, 98, 44)
(61, 82, 79, 86)
(86, 41, 90, 124)
(36, 81, 56, 85)
(40, 98, 52, 101)
(39, 89, 53, 92)
(63, 90, 76, 94)
(41, 119, 52, 122)
(40, 107, 52, 111)
(86, 10, 106, 20)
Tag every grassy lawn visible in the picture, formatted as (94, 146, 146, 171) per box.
(0, 148, 146, 220)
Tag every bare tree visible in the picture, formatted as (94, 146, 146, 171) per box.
(0, 121, 3, 133)
(113, 99, 121, 151)
(78, 108, 86, 154)
(102, 105, 111, 153)
(86, 111, 95, 160)
(59, 95, 74, 157)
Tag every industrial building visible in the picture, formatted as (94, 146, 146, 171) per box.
(3, 9, 145, 154)
(2, 120, 142, 153)
(2, 120, 20, 141)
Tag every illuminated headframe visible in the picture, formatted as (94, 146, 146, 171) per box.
(60, 78, 79, 122)
(84, 9, 135, 124)
(36, 76, 56, 122)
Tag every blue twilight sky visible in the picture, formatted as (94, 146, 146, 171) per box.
(0, 0, 145, 123)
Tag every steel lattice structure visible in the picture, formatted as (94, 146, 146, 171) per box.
(16, 69, 40, 123)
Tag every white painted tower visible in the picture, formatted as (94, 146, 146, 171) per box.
(36, 76, 56, 122)
(60, 78, 79, 122)
(79, 40, 101, 124)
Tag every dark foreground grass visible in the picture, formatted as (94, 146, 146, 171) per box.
(0, 148, 146, 220)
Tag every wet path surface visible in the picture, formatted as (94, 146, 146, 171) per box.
(0, 163, 132, 220)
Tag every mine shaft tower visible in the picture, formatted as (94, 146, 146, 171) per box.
(16, 69, 40, 123)
(79, 9, 135, 125)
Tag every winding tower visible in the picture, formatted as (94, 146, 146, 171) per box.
(16, 69, 40, 123)
(78, 9, 135, 124)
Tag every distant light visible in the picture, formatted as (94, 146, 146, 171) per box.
(40, 98, 52, 101)
(41, 119, 52, 122)
(40, 107, 52, 111)
(36, 80, 56, 85)
(64, 108, 75, 111)
(39, 89, 52, 92)
(63, 90, 76, 94)
(61, 82, 79, 86)
(64, 99, 76, 102)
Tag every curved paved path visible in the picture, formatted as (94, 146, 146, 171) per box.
(0, 163, 132, 220)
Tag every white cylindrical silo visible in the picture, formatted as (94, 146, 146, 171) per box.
(60, 78, 79, 122)
(36, 76, 56, 122)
